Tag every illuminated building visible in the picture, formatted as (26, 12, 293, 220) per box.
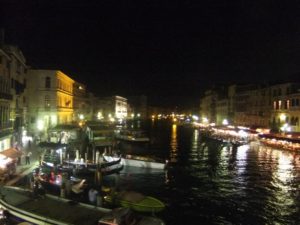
(96, 95, 128, 121)
(270, 83, 300, 132)
(0, 47, 13, 151)
(200, 82, 300, 131)
(26, 70, 74, 135)
(0, 43, 28, 152)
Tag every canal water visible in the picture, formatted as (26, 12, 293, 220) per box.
(16, 120, 300, 225)
(115, 120, 300, 225)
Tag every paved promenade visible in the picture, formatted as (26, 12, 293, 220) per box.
(4, 142, 41, 186)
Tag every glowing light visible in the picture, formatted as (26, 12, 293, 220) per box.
(79, 114, 84, 120)
(97, 112, 103, 120)
(137, 113, 141, 117)
(281, 123, 291, 132)
(202, 117, 208, 123)
(280, 114, 286, 122)
(131, 113, 134, 118)
(37, 120, 44, 131)
(222, 119, 229, 125)
(51, 115, 57, 125)
(192, 115, 199, 121)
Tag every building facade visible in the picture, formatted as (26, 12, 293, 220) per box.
(0, 48, 13, 151)
(95, 95, 128, 122)
(27, 70, 74, 136)
(73, 81, 94, 122)
(270, 83, 300, 132)
(200, 82, 300, 131)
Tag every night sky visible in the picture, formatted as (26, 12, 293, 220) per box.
(2, 0, 300, 109)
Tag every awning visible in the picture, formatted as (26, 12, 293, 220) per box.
(0, 148, 22, 159)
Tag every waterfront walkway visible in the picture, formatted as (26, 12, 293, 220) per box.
(4, 142, 41, 186)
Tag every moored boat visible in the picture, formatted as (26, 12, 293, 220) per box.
(103, 155, 166, 170)
(41, 161, 124, 177)
(0, 186, 165, 225)
(115, 129, 150, 142)
(104, 191, 165, 213)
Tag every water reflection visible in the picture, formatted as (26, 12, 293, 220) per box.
(170, 124, 178, 162)
(235, 145, 249, 175)
(115, 124, 300, 225)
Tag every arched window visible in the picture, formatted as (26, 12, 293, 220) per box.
(45, 77, 51, 88)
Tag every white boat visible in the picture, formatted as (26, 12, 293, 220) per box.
(0, 186, 165, 225)
(115, 130, 150, 142)
(104, 155, 166, 170)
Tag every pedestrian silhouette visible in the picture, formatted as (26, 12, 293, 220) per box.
(26, 152, 32, 165)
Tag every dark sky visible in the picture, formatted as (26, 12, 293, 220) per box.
(2, 0, 300, 109)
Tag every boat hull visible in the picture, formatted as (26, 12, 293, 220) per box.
(104, 192, 165, 213)
(104, 156, 166, 170)
(0, 186, 111, 225)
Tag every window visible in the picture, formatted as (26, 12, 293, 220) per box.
(278, 100, 281, 109)
(45, 77, 51, 88)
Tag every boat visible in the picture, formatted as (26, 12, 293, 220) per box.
(41, 161, 124, 177)
(32, 167, 87, 194)
(63, 157, 121, 169)
(103, 155, 167, 170)
(104, 191, 165, 213)
(0, 186, 165, 225)
(115, 129, 150, 142)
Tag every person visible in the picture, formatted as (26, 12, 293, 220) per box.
(25, 152, 32, 165)
(88, 187, 98, 206)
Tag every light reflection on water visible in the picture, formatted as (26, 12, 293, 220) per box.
(109, 123, 300, 225)
(16, 122, 300, 225)
(169, 124, 178, 162)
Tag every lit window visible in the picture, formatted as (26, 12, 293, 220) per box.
(278, 100, 282, 109)
(273, 101, 276, 110)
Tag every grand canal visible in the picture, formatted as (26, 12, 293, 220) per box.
(115, 121, 300, 225)
(15, 120, 300, 225)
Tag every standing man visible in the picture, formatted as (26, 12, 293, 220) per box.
(26, 152, 32, 165)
